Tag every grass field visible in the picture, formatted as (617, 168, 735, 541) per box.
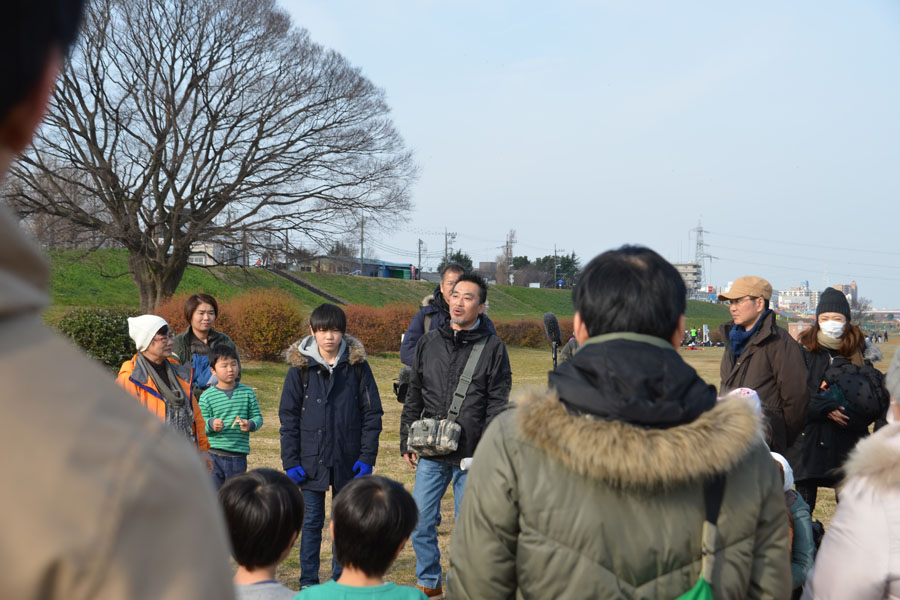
(236, 336, 900, 590)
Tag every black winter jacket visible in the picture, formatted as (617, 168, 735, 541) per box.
(787, 345, 888, 485)
(279, 335, 383, 491)
(400, 318, 511, 465)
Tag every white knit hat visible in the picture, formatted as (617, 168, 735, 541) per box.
(770, 452, 794, 492)
(722, 387, 762, 417)
(127, 315, 169, 352)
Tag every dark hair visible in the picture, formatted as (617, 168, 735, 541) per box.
(183, 293, 219, 325)
(452, 272, 487, 304)
(331, 476, 418, 577)
(209, 344, 239, 368)
(440, 263, 466, 278)
(1, 0, 86, 121)
(573, 245, 686, 340)
(798, 319, 865, 357)
(218, 468, 305, 569)
(309, 303, 346, 333)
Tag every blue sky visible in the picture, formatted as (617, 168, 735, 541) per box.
(281, 0, 900, 307)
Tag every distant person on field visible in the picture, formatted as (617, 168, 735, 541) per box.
(118, 315, 213, 472)
(718, 276, 809, 454)
(279, 303, 383, 589)
(172, 292, 241, 397)
(399, 263, 495, 366)
(448, 246, 790, 599)
(296, 475, 427, 600)
(219, 469, 305, 600)
(0, 1, 235, 596)
(200, 345, 263, 490)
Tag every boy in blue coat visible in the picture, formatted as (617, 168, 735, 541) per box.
(278, 303, 383, 589)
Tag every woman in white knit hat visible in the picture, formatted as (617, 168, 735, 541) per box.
(116, 315, 212, 470)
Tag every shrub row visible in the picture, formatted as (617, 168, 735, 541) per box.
(60, 291, 306, 364)
(492, 317, 574, 349)
(58, 292, 575, 367)
(343, 304, 418, 354)
(57, 307, 139, 371)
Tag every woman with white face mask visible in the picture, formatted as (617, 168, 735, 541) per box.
(786, 288, 889, 515)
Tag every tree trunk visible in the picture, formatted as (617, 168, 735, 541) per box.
(129, 252, 188, 314)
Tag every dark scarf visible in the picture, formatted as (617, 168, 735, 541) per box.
(138, 354, 196, 444)
(729, 309, 771, 356)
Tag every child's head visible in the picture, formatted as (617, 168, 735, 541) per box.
(209, 345, 240, 384)
(309, 303, 346, 354)
(330, 475, 418, 578)
(218, 468, 305, 570)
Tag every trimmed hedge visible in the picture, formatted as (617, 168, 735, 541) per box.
(344, 304, 418, 354)
(57, 307, 139, 370)
(222, 291, 305, 361)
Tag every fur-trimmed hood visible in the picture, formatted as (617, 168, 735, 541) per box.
(516, 388, 762, 490)
(284, 334, 366, 369)
(842, 423, 900, 492)
(863, 339, 882, 363)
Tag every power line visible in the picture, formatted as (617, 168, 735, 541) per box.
(712, 254, 900, 283)
(706, 230, 900, 257)
(706, 242, 900, 270)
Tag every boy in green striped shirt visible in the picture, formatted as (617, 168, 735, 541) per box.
(200, 345, 263, 490)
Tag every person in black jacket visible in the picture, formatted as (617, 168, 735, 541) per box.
(786, 288, 889, 513)
(399, 273, 511, 598)
(400, 264, 496, 366)
(278, 303, 383, 589)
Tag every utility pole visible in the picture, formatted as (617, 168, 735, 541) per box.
(358, 217, 364, 276)
(505, 230, 516, 285)
(417, 239, 424, 278)
(554, 244, 566, 288)
(443, 228, 457, 262)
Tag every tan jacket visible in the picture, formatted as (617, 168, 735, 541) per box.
(0, 203, 236, 599)
(802, 424, 900, 599)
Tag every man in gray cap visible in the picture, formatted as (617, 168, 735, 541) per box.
(718, 276, 809, 454)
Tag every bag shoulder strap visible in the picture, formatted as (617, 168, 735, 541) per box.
(424, 312, 434, 333)
(700, 474, 726, 584)
(447, 337, 488, 423)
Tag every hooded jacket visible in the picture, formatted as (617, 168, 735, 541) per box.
(720, 310, 809, 453)
(801, 423, 900, 599)
(116, 354, 210, 451)
(399, 286, 496, 366)
(787, 343, 889, 485)
(448, 333, 791, 600)
(171, 325, 241, 396)
(400, 318, 512, 466)
(279, 335, 382, 491)
(0, 202, 234, 598)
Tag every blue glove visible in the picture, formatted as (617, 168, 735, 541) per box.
(286, 465, 307, 484)
(352, 461, 373, 478)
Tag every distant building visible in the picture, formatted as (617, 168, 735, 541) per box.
(776, 282, 820, 314)
(188, 241, 242, 266)
(831, 281, 858, 306)
(788, 320, 814, 341)
(292, 255, 413, 279)
(672, 262, 703, 297)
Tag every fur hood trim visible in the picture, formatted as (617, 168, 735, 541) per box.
(515, 387, 762, 490)
(421, 293, 436, 307)
(842, 423, 900, 492)
(283, 334, 366, 368)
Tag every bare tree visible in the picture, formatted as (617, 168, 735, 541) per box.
(6, 0, 415, 311)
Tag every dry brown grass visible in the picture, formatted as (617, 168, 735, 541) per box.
(240, 338, 899, 590)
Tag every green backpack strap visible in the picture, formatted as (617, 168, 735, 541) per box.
(676, 473, 726, 600)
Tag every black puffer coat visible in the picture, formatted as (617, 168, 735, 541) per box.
(787, 346, 889, 485)
(400, 318, 511, 466)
